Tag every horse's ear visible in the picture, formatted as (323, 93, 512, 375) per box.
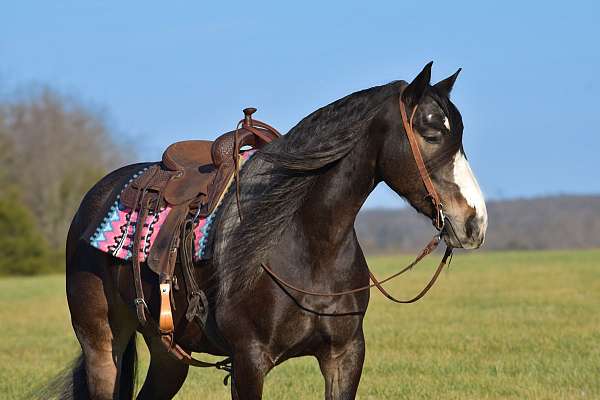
(434, 68, 461, 96)
(402, 61, 433, 107)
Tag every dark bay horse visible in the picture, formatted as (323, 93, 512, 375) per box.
(54, 62, 487, 399)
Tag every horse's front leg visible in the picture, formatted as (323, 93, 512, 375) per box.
(317, 333, 366, 400)
(230, 346, 274, 400)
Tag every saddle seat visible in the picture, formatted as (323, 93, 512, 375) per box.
(162, 140, 214, 171)
(160, 140, 216, 208)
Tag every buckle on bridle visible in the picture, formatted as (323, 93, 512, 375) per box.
(424, 194, 445, 231)
(134, 298, 148, 309)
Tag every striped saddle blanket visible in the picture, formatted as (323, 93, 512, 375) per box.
(87, 150, 254, 262)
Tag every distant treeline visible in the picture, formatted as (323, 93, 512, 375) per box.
(0, 86, 126, 275)
(356, 195, 600, 254)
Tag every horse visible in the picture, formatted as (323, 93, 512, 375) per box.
(49, 61, 487, 400)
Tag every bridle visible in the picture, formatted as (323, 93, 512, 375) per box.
(261, 89, 454, 305)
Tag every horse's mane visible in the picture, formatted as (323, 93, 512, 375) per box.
(211, 81, 404, 301)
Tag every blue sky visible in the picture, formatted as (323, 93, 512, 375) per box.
(1, 1, 598, 208)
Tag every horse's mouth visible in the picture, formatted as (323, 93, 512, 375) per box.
(441, 229, 459, 248)
(440, 219, 484, 250)
(440, 219, 464, 249)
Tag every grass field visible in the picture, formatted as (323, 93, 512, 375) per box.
(1, 249, 599, 399)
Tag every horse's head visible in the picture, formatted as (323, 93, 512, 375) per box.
(375, 62, 487, 249)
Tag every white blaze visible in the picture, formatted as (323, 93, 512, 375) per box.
(452, 152, 487, 224)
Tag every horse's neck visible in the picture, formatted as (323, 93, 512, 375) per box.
(300, 134, 377, 253)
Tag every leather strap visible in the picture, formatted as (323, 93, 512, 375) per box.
(180, 219, 209, 326)
(133, 310, 230, 370)
(233, 114, 281, 221)
(261, 235, 453, 302)
(368, 246, 452, 303)
(132, 193, 151, 326)
(160, 333, 231, 370)
(127, 185, 226, 369)
(399, 92, 445, 230)
(233, 121, 244, 221)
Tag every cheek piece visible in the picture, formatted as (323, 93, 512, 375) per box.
(398, 90, 445, 231)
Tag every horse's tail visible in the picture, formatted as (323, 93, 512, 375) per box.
(34, 335, 138, 399)
(34, 353, 87, 399)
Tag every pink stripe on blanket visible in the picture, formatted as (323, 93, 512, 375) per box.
(91, 202, 172, 262)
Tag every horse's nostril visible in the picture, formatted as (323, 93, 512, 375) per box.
(465, 214, 479, 239)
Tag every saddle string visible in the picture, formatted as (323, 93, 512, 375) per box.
(233, 114, 282, 223)
(233, 120, 244, 222)
(132, 188, 151, 325)
(180, 220, 207, 323)
(232, 117, 282, 223)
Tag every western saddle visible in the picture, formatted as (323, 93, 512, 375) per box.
(120, 108, 280, 367)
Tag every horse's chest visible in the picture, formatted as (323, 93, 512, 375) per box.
(218, 280, 363, 359)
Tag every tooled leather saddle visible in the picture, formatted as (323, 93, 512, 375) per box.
(122, 108, 280, 366)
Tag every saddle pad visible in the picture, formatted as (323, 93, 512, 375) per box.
(88, 150, 256, 263)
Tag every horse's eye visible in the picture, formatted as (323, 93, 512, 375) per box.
(423, 135, 442, 144)
(421, 129, 443, 144)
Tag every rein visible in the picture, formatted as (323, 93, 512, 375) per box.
(261, 91, 454, 304)
(261, 236, 452, 302)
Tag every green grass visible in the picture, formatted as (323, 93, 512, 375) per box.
(1, 249, 599, 399)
